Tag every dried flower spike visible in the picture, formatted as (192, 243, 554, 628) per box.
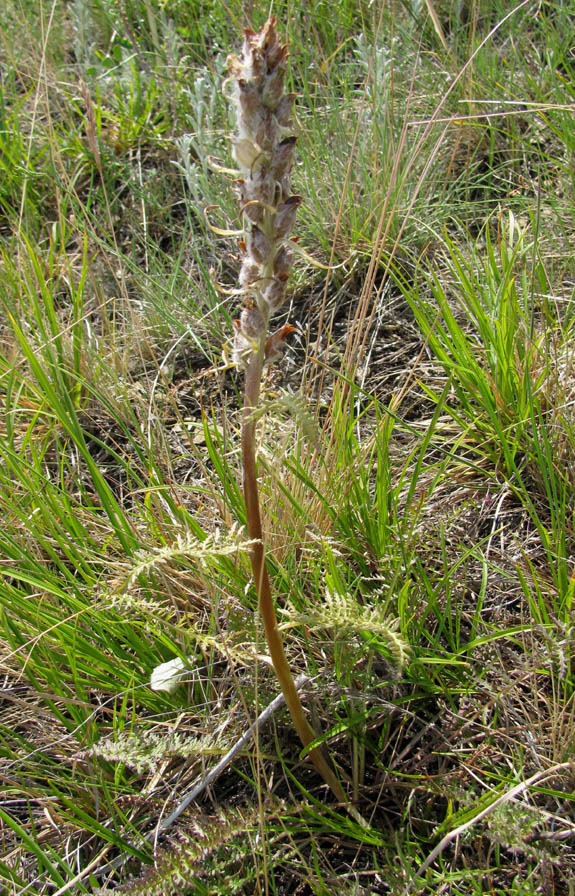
(225, 18, 349, 809)
(227, 15, 299, 366)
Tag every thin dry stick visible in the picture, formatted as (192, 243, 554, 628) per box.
(401, 761, 574, 896)
(155, 674, 311, 837)
(51, 846, 113, 896)
(225, 18, 347, 807)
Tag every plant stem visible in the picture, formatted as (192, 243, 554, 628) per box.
(241, 348, 347, 805)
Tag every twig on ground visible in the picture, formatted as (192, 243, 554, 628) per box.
(154, 674, 310, 841)
(401, 761, 574, 895)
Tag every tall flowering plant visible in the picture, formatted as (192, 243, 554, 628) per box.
(226, 18, 345, 804)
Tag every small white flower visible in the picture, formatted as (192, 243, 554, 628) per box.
(150, 657, 187, 693)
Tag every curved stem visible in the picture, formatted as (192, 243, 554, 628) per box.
(241, 351, 346, 805)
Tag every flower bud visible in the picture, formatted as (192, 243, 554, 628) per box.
(238, 80, 261, 127)
(257, 18, 286, 70)
(227, 54, 244, 80)
(240, 169, 275, 208)
(237, 179, 264, 224)
(248, 46, 268, 81)
(254, 109, 278, 153)
(241, 29, 255, 56)
(263, 38, 287, 72)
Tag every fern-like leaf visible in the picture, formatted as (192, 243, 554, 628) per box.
(96, 806, 264, 896)
(293, 590, 410, 669)
(113, 526, 254, 595)
(83, 729, 229, 775)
